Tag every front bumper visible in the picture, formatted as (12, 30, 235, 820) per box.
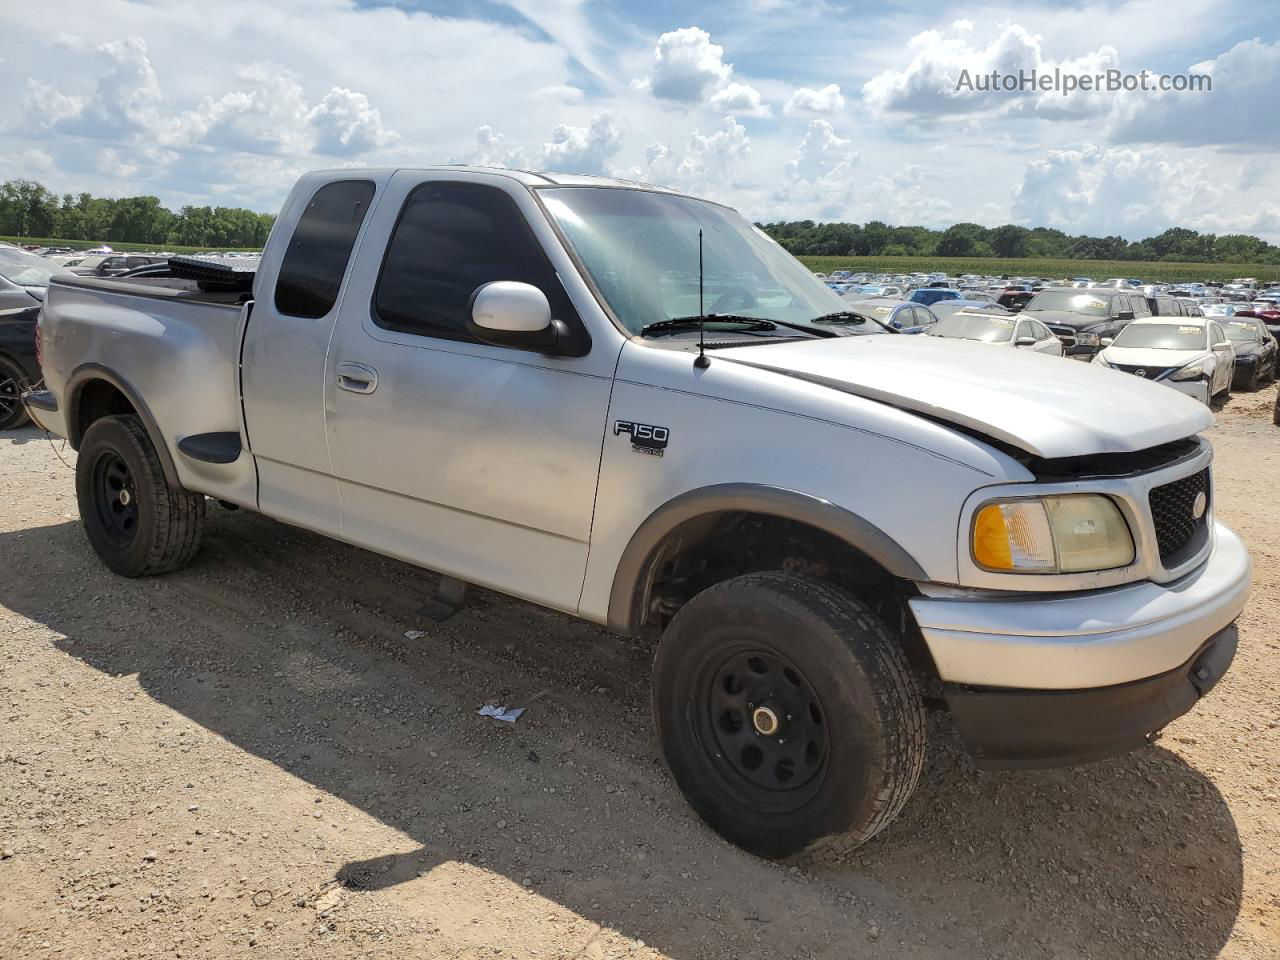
(1165, 378, 1210, 404)
(910, 521, 1251, 767)
(945, 624, 1236, 768)
(909, 522, 1251, 690)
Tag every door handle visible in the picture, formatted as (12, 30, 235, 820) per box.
(335, 361, 378, 395)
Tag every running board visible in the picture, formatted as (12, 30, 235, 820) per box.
(177, 432, 242, 464)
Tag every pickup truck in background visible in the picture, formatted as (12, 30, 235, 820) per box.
(25, 167, 1252, 859)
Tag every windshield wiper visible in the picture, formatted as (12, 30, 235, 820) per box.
(642, 315, 835, 339)
(810, 311, 898, 333)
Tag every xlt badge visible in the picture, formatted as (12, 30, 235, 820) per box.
(614, 420, 669, 457)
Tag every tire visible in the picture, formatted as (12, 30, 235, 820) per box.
(75, 414, 205, 577)
(0, 354, 31, 430)
(652, 572, 926, 859)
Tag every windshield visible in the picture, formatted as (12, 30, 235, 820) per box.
(1024, 290, 1110, 316)
(1223, 320, 1259, 342)
(0, 247, 65, 287)
(1113, 323, 1207, 350)
(927, 312, 1016, 342)
(539, 187, 846, 335)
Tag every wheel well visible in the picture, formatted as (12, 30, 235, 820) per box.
(71, 378, 137, 448)
(629, 511, 942, 695)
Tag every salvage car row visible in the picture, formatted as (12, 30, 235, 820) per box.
(821, 275, 1280, 406)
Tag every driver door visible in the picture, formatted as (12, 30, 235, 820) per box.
(323, 172, 618, 613)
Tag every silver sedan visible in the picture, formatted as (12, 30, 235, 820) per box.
(925, 310, 1064, 355)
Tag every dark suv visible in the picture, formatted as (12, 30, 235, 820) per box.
(1020, 287, 1148, 359)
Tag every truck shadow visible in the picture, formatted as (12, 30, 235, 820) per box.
(0, 513, 1245, 959)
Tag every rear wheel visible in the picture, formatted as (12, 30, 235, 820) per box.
(0, 355, 30, 430)
(652, 572, 925, 859)
(75, 415, 206, 576)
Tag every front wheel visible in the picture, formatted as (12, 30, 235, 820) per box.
(652, 572, 925, 859)
(75, 414, 206, 577)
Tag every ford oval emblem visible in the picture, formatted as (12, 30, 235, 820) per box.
(1135, 368, 1147, 378)
(1192, 491, 1207, 520)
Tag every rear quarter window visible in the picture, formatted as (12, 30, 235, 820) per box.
(274, 179, 376, 319)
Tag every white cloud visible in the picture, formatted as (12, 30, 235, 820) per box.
(708, 82, 771, 117)
(1109, 38, 1280, 148)
(783, 83, 845, 116)
(640, 27, 733, 102)
(642, 117, 750, 196)
(25, 37, 162, 140)
(307, 88, 394, 156)
(635, 26, 768, 118)
(784, 119, 858, 183)
(1011, 144, 1223, 237)
(540, 111, 623, 175)
(863, 23, 1119, 120)
(456, 124, 530, 169)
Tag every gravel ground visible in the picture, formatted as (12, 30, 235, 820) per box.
(1, 392, 1277, 960)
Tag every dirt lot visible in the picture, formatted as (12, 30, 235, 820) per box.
(1, 392, 1277, 960)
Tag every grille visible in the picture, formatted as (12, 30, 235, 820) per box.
(1113, 364, 1177, 381)
(1148, 468, 1210, 563)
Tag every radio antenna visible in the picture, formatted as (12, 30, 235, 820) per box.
(694, 228, 710, 369)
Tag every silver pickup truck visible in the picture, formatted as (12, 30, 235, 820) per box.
(25, 168, 1252, 859)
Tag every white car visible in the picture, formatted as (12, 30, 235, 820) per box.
(1094, 317, 1234, 404)
(925, 310, 1063, 355)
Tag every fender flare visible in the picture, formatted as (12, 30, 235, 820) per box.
(66, 362, 180, 489)
(606, 482, 928, 634)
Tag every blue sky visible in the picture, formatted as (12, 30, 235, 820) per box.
(1, 0, 1277, 239)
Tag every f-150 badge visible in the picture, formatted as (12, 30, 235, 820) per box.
(614, 420, 669, 457)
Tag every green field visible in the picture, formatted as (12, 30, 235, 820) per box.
(797, 255, 1280, 284)
(1, 236, 261, 255)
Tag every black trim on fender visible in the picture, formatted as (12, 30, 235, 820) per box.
(177, 431, 242, 464)
(66, 363, 181, 489)
(607, 482, 929, 634)
(21, 389, 57, 412)
(944, 623, 1237, 770)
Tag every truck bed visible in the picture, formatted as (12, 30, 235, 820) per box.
(50, 273, 250, 307)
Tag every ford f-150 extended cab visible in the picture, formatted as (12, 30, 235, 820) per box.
(24, 168, 1252, 859)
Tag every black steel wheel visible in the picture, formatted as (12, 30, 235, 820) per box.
(90, 450, 140, 547)
(0, 355, 30, 430)
(703, 647, 829, 807)
(75, 414, 206, 577)
(653, 572, 925, 859)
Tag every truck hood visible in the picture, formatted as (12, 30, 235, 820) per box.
(714, 335, 1213, 459)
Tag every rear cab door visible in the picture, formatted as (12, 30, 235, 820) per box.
(322, 170, 620, 613)
(241, 172, 389, 534)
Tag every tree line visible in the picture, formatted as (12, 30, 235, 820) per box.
(4, 176, 1277, 262)
(758, 220, 1280, 265)
(0, 179, 275, 249)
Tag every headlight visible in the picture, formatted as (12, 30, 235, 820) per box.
(1075, 332, 1100, 346)
(972, 495, 1134, 573)
(1170, 363, 1206, 381)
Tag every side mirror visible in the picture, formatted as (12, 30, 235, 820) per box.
(1014, 336, 1037, 347)
(1117, 310, 1135, 322)
(1101, 337, 1114, 347)
(467, 281, 567, 352)
(890, 319, 903, 329)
